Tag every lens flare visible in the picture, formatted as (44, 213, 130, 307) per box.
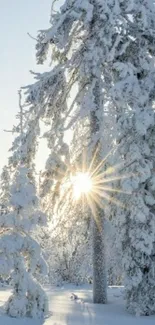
(69, 145, 132, 220)
(72, 172, 92, 199)
(49, 143, 131, 221)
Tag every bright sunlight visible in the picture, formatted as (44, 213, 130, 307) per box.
(68, 144, 132, 220)
(72, 172, 92, 199)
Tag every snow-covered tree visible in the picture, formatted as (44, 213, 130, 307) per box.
(0, 165, 11, 215)
(24, 0, 110, 304)
(102, 0, 155, 316)
(24, 0, 155, 313)
(0, 165, 11, 284)
(0, 101, 48, 318)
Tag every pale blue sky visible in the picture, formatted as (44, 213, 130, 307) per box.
(0, 0, 62, 171)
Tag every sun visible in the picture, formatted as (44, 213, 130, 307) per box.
(72, 172, 92, 199)
(54, 143, 131, 220)
(69, 144, 131, 217)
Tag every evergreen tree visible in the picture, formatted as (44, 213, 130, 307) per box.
(99, 0, 155, 316)
(25, 0, 110, 304)
(0, 100, 48, 318)
(101, 0, 155, 315)
(0, 165, 11, 215)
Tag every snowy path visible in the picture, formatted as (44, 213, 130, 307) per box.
(0, 285, 155, 324)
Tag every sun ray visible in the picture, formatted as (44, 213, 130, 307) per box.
(85, 193, 102, 231)
(92, 185, 131, 195)
(89, 147, 115, 177)
(69, 144, 131, 218)
(93, 173, 133, 185)
(82, 148, 87, 173)
(81, 194, 85, 213)
(88, 143, 100, 173)
(102, 191, 125, 208)
(72, 172, 92, 199)
(89, 191, 105, 211)
(92, 161, 126, 180)
(92, 188, 125, 208)
(85, 193, 97, 220)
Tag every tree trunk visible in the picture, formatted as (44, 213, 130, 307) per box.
(91, 80, 107, 304)
(92, 210, 107, 303)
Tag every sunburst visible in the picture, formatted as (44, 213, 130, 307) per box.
(70, 146, 131, 220)
(47, 143, 131, 223)
(72, 172, 92, 200)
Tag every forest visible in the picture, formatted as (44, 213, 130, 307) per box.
(0, 0, 155, 324)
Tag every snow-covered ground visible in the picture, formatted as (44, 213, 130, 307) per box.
(0, 284, 155, 324)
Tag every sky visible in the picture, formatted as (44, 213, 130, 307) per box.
(0, 0, 63, 172)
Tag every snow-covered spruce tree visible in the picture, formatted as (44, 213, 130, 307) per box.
(0, 165, 11, 215)
(24, 0, 115, 304)
(92, 0, 155, 316)
(102, 1, 155, 316)
(0, 165, 11, 284)
(0, 102, 48, 318)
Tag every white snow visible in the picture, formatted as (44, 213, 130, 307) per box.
(0, 285, 155, 324)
